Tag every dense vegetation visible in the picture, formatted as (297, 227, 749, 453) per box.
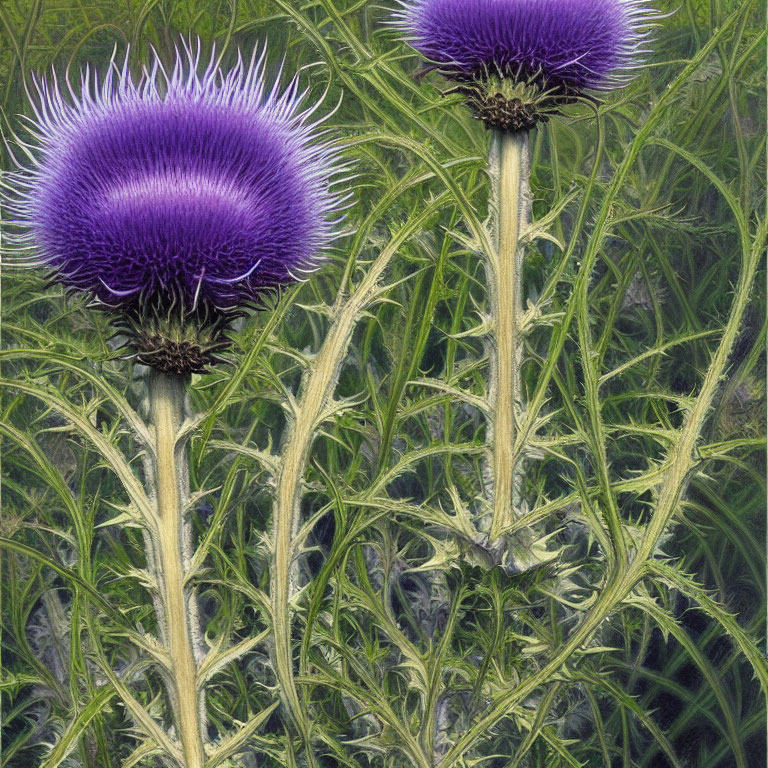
(0, 0, 765, 766)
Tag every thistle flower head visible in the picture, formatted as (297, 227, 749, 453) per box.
(4, 43, 348, 372)
(393, 0, 656, 129)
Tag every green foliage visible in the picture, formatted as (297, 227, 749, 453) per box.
(1, 0, 765, 766)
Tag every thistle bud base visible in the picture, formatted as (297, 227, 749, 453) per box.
(470, 92, 544, 132)
(448, 73, 576, 133)
(133, 333, 225, 375)
(111, 298, 237, 375)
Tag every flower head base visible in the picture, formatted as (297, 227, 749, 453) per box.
(4, 43, 347, 373)
(393, 0, 656, 130)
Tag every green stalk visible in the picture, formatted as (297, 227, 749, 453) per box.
(270, 248, 398, 751)
(148, 369, 206, 768)
(270, 201, 446, 765)
(487, 130, 529, 544)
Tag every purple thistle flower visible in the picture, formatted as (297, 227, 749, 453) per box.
(393, 0, 656, 108)
(4, 43, 347, 313)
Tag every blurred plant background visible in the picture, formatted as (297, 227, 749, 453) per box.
(0, 0, 765, 766)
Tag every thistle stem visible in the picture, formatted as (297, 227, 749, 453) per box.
(269, 205, 440, 764)
(148, 370, 206, 768)
(488, 130, 529, 543)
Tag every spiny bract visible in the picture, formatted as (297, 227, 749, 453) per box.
(4, 43, 347, 312)
(393, 0, 656, 94)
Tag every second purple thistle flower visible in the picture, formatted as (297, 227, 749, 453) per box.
(394, 0, 655, 130)
(5, 44, 347, 372)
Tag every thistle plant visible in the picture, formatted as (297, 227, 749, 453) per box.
(1, 2, 766, 767)
(2, 41, 345, 767)
(394, 0, 658, 564)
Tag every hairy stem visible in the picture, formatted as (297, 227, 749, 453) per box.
(148, 370, 206, 768)
(487, 130, 529, 544)
(271, 253, 397, 746)
(271, 270, 388, 756)
(270, 203, 444, 766)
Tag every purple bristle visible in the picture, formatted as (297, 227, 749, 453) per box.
(393, 0, 656, 92)
(4, 43, 348, 310)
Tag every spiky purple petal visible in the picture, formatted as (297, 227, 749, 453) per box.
(393, 0, 655, 92)
(4, 44, 347, 310)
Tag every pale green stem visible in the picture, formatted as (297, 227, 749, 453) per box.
(148, 370, 206, 768)
(271, 257, 394, 749)
(487, 130, 529, 543)
(270, 203, 443, 768)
